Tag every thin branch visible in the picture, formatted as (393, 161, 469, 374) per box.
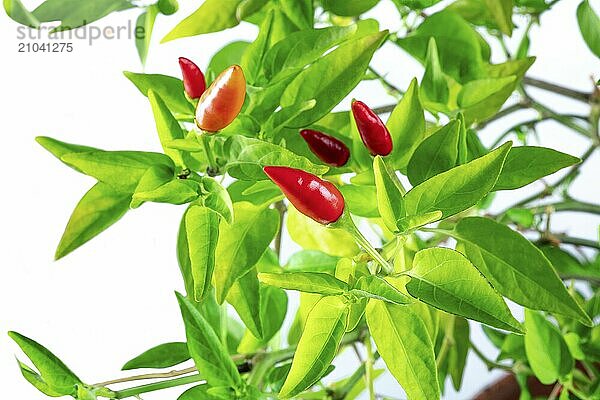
(477, 102, 529, 129)
(554, 234, 600, 250)
(93, 367, 198, 387)
(371, 104, 397, 115)
(523, 76, 591, 103)
(368, 66, 405, 97)
(525, 200, 600, 216)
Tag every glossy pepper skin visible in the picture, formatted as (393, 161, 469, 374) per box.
(178, 57, 206, 99)
(300, 129, 350, 167)
(351, 100, 393, 156)
(195, 65, 246, 133)
(263, 166, 345, 225)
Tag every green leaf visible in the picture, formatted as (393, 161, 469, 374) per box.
(184, 205, 220, 301)
(351, 275, 412, 305)
(262, 24, 360, 81)
(577, 0, 600, 58)
(237, 285, 288, 352)
(16, 360, 63, 397)
(339, 184, 380, 218)
(214, 202, 279, 303)
(448, 317, 470, 390)
(524, 309, 573, 384)
(458, 76, 518, 123)
(259, 272, 349, 295)
(227, 268, 263, 339)
(227, 180, 282, 207)
(288, 293, 322, 346)
(321, 0, 380, 16)
(396, 10, 486, 83)
(32, 0, 133, 30)
(148, 90, 185, 167)
(280, 0, 313, 29)
(405, 142, 511, 219)
(36, 136, 98, 169)
(123, 72, 194, 117)
(8, 331, 80, 396)
(56, 182, 131, 260)
(451, 217, 591, 325)
(206, 41, 250, 84)
(373, 156, 405, 232)
(122, 342, 190, 370)
(286, 250, 340, 273)
(224, 136, 328, 180)
(199, 177, 234, 224)
(162, 0, 244, 42)
(280, 296, 349, 398)
(178, 384, 221, 400)
(287, 205, 359, 257)
(60, 150, 173, 193)
(391, 0, 443, 9)
(420, 38, 450, 108)
(136, 6, 158, 66)
(493, 146, 580, 191)
(397, 211, 443, 233)
(386, 79, 426, 171)
(486, 0, 513, 36)
(366, 301, 440, 399)
(407, 119, 461, 186)
(4, 0, 39, 27)
(175, 293, 242, 388)
(280, 30, 388, 127)
(132, 176, 200, 207)
(406, 248, 523, 333)
(241, 10, 274, 85)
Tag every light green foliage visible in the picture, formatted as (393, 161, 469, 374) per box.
(577, 0, 600, 58)
(122, 342, 190, 370)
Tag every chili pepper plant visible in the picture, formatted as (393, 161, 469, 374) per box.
(5, 0, 600, 399)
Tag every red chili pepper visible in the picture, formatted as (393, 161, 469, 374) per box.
(263, 166, 345, 224)
(300, 129, 350, 167)
(351, 100, 393, 156)
(178, 57, 206, 99)
(196, 65, 246, 133)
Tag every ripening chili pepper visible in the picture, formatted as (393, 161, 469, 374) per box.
(263, 166, 344, 225)
(351, 100, 393, 156)
(195, 65, 246, 133)
(300, 129, 350, 167)
(179, 57, 206, 100)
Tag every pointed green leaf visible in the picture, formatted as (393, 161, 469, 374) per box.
(373, 156, 405, 232)
(227, 268, 263, 339)
(123, 72, 194, 117)
(185, 205, 220, 301)
(214, 202, 279, 303)
(122, 342, 190, 370)
(136, 6, 158, 66)
(493, 146, 580, 191)
(9, 332, 80, 396)
(577, 0, 600, 58)
(175, 293, 242, 388)
(280, 296, 349, 398)
(405, 142, 511, 219)
(351, 275, 413, 305)
(16, 360, 63, 397)
(259, 272, 348, 295)
(366, 301, 439, 399)
(162, 0, 243, 43)
(421, 38, 450, 108)
(56, 182, 131, 260)
(407, 119, 461, 186)
(148, 90, 186, 167)
(406, 248, 523, 333)
(241, 9, 274, 85)
(452, 217, 591, 325)
(386, 79, 426, 171)
(524, 309, 573, 384)
(199, 177, 234, 224)
(280, 31, 388, 127)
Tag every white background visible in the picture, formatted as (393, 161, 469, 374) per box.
(1, 0, 599, 398)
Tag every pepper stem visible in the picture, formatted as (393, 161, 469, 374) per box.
(198, 131, 218, 175)
(334, 212, 393, 275)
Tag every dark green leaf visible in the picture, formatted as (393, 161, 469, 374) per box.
(322, 0, 380, 16)
(280, 0, 313, 29)
(206, 41, 250, 84)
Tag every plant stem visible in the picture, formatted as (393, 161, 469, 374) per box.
(477, 102, 528, 129)
(368, 66, 404, 97)
(554, 234, 600, 250)
(111, 374, 204, 399)
(273, 200, 287, 257)
(93, 366, 198, 387)
(371, 104, 397, 115)
(365, 333, 376, 400)
(523, 76, 591, 103)
(199, 132, 218, 175)
(526, 199, 600, 216)
(470, 343, 512, 372)
(340, 212, 394, 275)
